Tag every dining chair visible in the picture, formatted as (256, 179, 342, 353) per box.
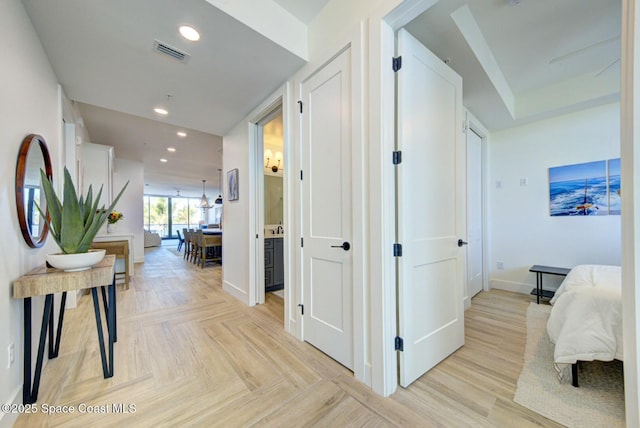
(176, 229, 184, 252)
(200, 234, 222, 268)
(183, 229, 191, 261)
(193, 230, 204, 265)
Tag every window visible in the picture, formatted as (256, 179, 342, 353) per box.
(144, 195, 204, 238)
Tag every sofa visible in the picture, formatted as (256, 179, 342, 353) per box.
(144, 230, 161, 247)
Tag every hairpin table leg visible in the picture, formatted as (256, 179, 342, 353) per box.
(23, 295, 52, 404)
(91, 277, 116, 379)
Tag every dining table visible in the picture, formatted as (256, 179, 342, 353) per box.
(202, 228, 222, 235)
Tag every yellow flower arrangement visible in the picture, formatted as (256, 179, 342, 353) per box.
(108, 211, 124, 224)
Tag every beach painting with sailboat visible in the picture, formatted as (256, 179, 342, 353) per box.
(549, 160, 608, 216)
(608, 158, 621, 215)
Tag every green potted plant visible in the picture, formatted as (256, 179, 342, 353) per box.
(37, 167, 128, 270)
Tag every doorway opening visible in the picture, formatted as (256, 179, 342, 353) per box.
(465, 123, 486, 303)
(254, 104, 285, 310)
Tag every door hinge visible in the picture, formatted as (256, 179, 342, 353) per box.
(300, 170, 303, 180)
(462, 120, 468, 133)
(392, 56, 402, 72)
(298, 100, 303, 114)
(395, 336, 404, 351)
(298, 304, 304, 315)
(393, 243, 403, 257)
(256, 234, 259, 239)
(392, 151, 402, 165)
(301, 237, 304, 247)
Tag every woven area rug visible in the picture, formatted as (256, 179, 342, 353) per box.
(514, 303, 625, 427)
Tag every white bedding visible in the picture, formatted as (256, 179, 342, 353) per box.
(546, 264, 623, 364)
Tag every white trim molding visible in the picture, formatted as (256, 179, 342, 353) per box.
(621, 0, 640, 426)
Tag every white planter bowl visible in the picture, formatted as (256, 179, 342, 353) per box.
(46, 249, 106, 272)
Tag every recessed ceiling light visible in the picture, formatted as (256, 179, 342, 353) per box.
(154, 107, 168, 115)
(179, 25, 200, 42)
(177, 131, 187, 138)
(160, 158, 168, 163)
(167, 147, 176, 152)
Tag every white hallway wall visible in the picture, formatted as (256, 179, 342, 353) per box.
(489, 102, 622, 294)
(222, 121, 252, 304)
(114, 158, 145, 264)
(0, 1, 63, 426)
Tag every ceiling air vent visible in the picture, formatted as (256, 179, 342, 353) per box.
(153, 40, 190, 64)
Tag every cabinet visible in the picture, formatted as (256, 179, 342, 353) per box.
(82, 142, 114, 204)
(273, 238, 284, 287)
(264, 237, 284, 291)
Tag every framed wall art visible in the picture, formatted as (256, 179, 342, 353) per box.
(227, 168, 239, 201)
(549, 158, 620, 216)
(608, 158, 621, 215)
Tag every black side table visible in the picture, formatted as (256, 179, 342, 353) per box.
(529, 265, 571, 304)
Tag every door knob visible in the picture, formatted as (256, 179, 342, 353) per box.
(331, 242, 351, 251)
(458, 239, 468, 247)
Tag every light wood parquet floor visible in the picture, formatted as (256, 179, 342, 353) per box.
(15, 246, 562, 427)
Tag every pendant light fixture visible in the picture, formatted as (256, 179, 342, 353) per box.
(214, 169, 223, 204)
(198, 179, 213, 208)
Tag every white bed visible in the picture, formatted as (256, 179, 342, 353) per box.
(546, 264, 623, 367)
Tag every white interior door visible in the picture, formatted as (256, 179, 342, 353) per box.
(300, 48, 353, 369)
(256, 121, 266, 305)
(467, 128, 484, 298)
(397, 29, 465, 387)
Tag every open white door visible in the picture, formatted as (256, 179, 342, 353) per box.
(300, 48, 353, 369)
(396, 29, 465, 387)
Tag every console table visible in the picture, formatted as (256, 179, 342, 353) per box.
(12, 255, 117, 404)
(93, 233, 134, 285)
(529, 265, 571, 304)
(90, 240, 129, 289)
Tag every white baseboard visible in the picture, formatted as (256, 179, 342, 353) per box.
(286, 318, 296, 335)
(0, 386, 22, 428)
(64, 289, 86, 309)
(134, 256, 145, 264)
(490, 279, 533, 295)
(364, 362, 373, 386)
(464, 296, 471, 310)
(223, 280, 249, 305)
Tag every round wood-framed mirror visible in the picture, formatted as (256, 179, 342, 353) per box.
(16, 134, 53, 248)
